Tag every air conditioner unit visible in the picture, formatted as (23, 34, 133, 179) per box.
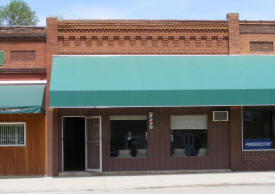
(212, 111, 229, 121)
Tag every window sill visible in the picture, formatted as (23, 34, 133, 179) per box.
(0, 145, 26, 147)
(243, 149, 275, 152)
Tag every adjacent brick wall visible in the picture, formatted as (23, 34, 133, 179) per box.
(0, 42, 46, 68)
(240, 34, 275, 54)
(242, 151, 275, 163)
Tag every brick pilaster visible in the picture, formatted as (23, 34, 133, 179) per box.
(227, 13, 240, 54)
(46, 17, 58, 176)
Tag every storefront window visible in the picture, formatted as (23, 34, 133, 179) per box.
(170, 115, 208, 157)
(110, 115, 147, 158)
(0, 123, 25, 146)
(243, 107, 275, 150)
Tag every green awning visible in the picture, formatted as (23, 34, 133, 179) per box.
(0, 85, 45, 114)
(50, 55, 275, 107)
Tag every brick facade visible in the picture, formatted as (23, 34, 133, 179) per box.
(2, 13, 275, 175)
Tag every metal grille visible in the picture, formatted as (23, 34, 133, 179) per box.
(0, 123, 25, 146)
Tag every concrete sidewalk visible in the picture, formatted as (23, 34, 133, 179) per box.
(1, 171, 275, 193)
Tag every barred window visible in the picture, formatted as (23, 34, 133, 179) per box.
(0, 123, 25, 146)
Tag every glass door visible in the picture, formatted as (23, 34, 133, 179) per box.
(85, 116, 102, 171)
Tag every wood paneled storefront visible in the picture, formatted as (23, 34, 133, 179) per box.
(0, 114, 46, 175)
(58, 107, 230, 172)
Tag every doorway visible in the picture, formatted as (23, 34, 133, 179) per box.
(63, 116, 102, 172)
(63, 117, 85, 171)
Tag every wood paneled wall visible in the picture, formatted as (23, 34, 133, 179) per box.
(0, 114, 45, 175)
(58, 107, 230, 172)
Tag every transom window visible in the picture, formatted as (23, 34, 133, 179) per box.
(0, 123, 26, 146)
(110, 115, 147, 158)
(170, 115, 208, 157)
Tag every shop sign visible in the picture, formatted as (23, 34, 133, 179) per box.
(0, 50, 6, 65)
(0, 108, 21, 114)
(243, 139, 273, 150)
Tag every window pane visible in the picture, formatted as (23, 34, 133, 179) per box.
(243, 108, 275, 150)
(170, 115, 208, 157)
(110, 118, 147, 158)
(0, 123, 25, 146)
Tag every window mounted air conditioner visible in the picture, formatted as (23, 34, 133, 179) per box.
(212, 111, 229, 121)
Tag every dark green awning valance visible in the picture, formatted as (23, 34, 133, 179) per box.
(0, 85, 45, 114)
(50, 55, 275, 107)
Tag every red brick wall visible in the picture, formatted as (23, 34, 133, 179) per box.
(240, 34, 275, 54)
(0, 41, 46, 68)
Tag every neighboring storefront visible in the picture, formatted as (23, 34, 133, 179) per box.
(0, 72, 46, 175)
(0, 27, 47, 176)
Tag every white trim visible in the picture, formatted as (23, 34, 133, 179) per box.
(0, 80, 47, 84)
(0, 122, 26, 147)
(85, 116, 102, 172)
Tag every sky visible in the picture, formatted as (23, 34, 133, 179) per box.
(1, 0, 275, 26)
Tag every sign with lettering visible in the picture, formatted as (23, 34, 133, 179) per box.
(0, 50, 6, 65)
(0, 108, 21, 114)
(243, 139, 273, 150)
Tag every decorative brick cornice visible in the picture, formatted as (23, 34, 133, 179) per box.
(53, 19, 229, 55)
(57, 20, 228, 34)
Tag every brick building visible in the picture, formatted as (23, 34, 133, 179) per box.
(1, 13, 275, 176)
(0, 27, 47, 175)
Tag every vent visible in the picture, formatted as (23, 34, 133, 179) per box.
(213, 111, 229, 121)
(10, 50, 35, 61)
